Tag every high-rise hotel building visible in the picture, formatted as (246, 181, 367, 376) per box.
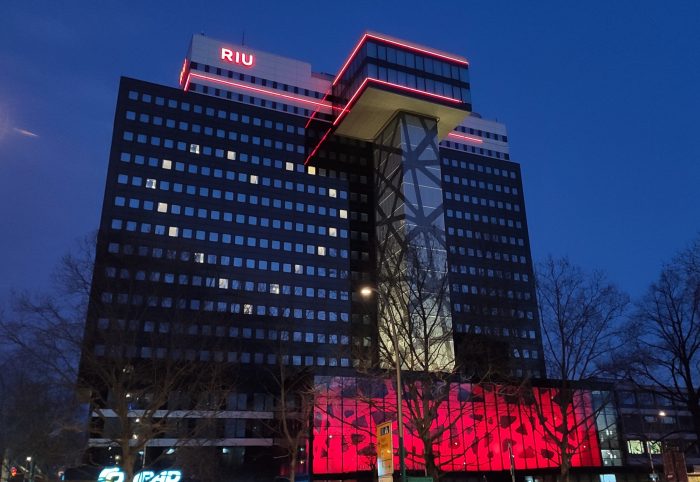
(83, 32, 545, 466)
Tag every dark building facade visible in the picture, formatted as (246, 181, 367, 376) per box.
(82, 32, 547, 477)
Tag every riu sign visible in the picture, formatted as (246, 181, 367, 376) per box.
(220, 48, 254, 67)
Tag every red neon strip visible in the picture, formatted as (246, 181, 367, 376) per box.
(304, 126, 333, 165)
(367, 34, 469, 66)
(333, 33, 469, 87)
(332, 77, 371, 126)
(183, 73, 191, 92)
(305, 88, 333, 129)
(447, 132, 484, 144)
(186, 72, 340, 111)
(332, 77, 462, 128)
(333, 34, 370, 87)
(367, 78, 462, 104)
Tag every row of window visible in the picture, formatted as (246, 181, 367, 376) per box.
(122, 129, 308, 156)
(439, 141, 509, 161)
(105, 266, 349, 301)
(109, 218, 348, 261)
(444, 177, 520, 200)
(189, 62, 328, 100)
(189, 83, 320, 120)
(95, 342, 351, 367)
(120, 141, 361, 184)
(446, 209, 523, 230)
(450, 267, 530, 284)
(96, 317, 350, 345)
(106, 265, 347, 295)
(455, 323, 539, 341)
(443, 157, 517, 179)
(365, 41, 469, 82)
(99, 291, 350, 322)
(453, 296, 535, 319)
(454, 284, 532, 303)
(118, 162, 348, 204)
(124, 110, 312, 156)
(126, 99, 308, 138)
(116, 172, 347, 220)
(448, 245, 528, 265)
(113, 194, 346, 240)
(454, 125, 507, 143)
(128, 87, 322, 121)
(447, 227, 526, 248)
(336, 40, 469, 104)
(365, 64, 470, 103)
(133, 156, 348, 200)
(106, 243, 348, 283)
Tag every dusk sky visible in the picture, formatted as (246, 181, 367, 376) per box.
(1, 1, 699, 302)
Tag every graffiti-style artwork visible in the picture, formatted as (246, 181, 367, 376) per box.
(313, 377, 601, 474)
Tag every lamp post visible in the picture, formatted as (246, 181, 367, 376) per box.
(26, 457, 34, 482)
(645, 410, 667, 482)
(360, 286, 407, 482)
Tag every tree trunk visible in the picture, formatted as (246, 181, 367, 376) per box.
(559, 453, 571, 482)
(288, 453, 296, 482)
(423, 440, 440, 481)
(121, 445, 135, 482)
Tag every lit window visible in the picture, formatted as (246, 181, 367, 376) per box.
(250, 175, 258, 184)
(194, 252, 204, 263)
(270, 284, 280, 294)
(168, 226, 178, 237)
(294, 264, 303, 274)
(227, 150, 236, 160)
(285, 162, 294, 171)
(157, 202, 168, 213)
(218, 278, 229, 289)
(329, 227, 337, 237)
(307, 166, 316, 175)
(190, 144, 200, 154)
(339, 210, 348, 219)
(243, 304, 253, 315)
(145, 178, 157, 189)
(317, 246, 326, 256)
(162, 159, 172, 169)
(328, 189, 337, 198)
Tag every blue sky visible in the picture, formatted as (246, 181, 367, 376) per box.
(1, 0, 698, 301)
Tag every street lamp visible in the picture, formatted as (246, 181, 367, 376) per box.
(360, 286, 407, 482)
(26, 457, 35, 482)
(645, 410, 668, 482)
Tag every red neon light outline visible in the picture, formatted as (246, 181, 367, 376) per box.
(305, 88, 333, 129)
(179, 59, 189, 86)
(333, 34, 370, 87)
(183, 73, 191, 92)
(333, 33, 469, 87)
(447, 132, 484, 144)
(184, 72, 340, 111)
(305, 77, 466, 164)
(303, 126, 333, 165)
(333, 77, 462, 128)
(332, 77, 371, 126)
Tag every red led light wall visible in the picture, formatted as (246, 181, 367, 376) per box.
(313, 377, 601, 474)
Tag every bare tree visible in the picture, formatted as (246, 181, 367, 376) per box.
(621, 235, 700, 440)
(0, 352, 85, 482)
(265, 355, 315, 482)
(1, 235, 234, 482)
(529, 256, 628, 482)
(364, 234, 479, 480)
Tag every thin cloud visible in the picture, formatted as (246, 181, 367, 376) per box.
(13, 127, 39, 138)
